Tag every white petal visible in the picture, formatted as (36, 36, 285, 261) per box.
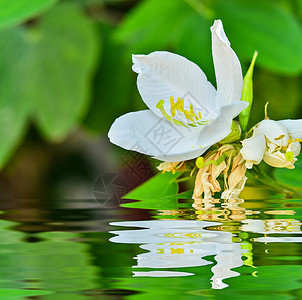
(240, 128, 266, 168)
(211, 20, 243, 108)
(277, 119, 302, 139)
(257, 119, 289, 148)
(263, 151, 296, 169)
(197, 101, 248, 146)
(132, 51, 217, 118)
(154, 146, 209, 162)
(108, 110, 208, 162)
(288, 141, 301, 157)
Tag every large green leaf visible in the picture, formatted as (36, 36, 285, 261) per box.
(0, 3, 99, 167)
(213, 0, 302, 74)
(123, 172, 180, 201)
(33, 4, 98, 139)
(121, 172, 194, 210)
(0, 0, 59, 30)
(114, 0, 192, 52)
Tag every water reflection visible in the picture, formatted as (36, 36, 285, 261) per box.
(110, 220, 245, 289)
(110, 199, 302, 290)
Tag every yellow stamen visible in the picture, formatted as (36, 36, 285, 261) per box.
(184, 104, 199, 122)
(156, 99, 187, 127)
(170, 96, 184, 117)
(274, 135, 285, 141)
(156, 97, 208, 127)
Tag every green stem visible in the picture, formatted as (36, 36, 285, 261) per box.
(175, 176, 193, 183)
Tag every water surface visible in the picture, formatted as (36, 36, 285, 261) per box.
(1, 195, 302, 299)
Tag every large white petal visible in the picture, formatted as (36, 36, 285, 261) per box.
(211, 20, 243, 108)
(132, 51, 217, 119)
(108, 110, 208, 162)
(257, 120, 289, 148)
(277, 119, 302, 139)
(240, 128, 266, 169)
(154, 146, 209, 162)
(196, 101, 248, 146)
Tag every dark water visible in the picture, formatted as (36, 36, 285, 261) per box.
(1, 195, 302, 299)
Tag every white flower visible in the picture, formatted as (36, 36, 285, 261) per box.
(108, 20, 248, 162)
(240, 128, 266, 169)
(241, 119, 302, 169)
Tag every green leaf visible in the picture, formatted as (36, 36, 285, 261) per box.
(0, 0, 59, 30)
(33, 4, 99, 139)
(0, 3, 99, 167)
(239, 51, 258, 132)
(114, 0, 192, 52)
(121, 172, 194, 210)
(123, 171, 180, 201)
(274, 156, 302, 190)
(214, 0, 302, 74)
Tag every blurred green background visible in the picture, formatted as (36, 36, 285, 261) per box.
(0, 0, 301, 200)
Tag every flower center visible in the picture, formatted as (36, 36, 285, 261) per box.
(156, 96, 208, 128)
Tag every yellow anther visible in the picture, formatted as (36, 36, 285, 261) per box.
(274, 135, 285, 141)
(185, 105, 198, 122)
(170, 96, 184, 117)
(156, 96, 207, 128)
(170, 248, 184, 254)
(184, 110, 194, 122)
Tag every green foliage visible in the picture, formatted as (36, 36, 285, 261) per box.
(239, 52, 258, 132)
(0, 0, 302, 170)
(115, 0, 302, 75)
(0, 0, 58, 30)
(114, 0, 192, 53)
(274, 156, 302, 190)
(0, 3, 98, 167)
(122, 172, 189, 209)
(214, 0, 302, 74)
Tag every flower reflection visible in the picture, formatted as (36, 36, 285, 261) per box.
(110, 220, 246, 289)
(109, 205, 302, 289)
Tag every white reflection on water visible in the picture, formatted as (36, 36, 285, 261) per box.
(110, 216, 302, 289)
(110, 220, 245, 289)
(241, 219, 302, 242)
